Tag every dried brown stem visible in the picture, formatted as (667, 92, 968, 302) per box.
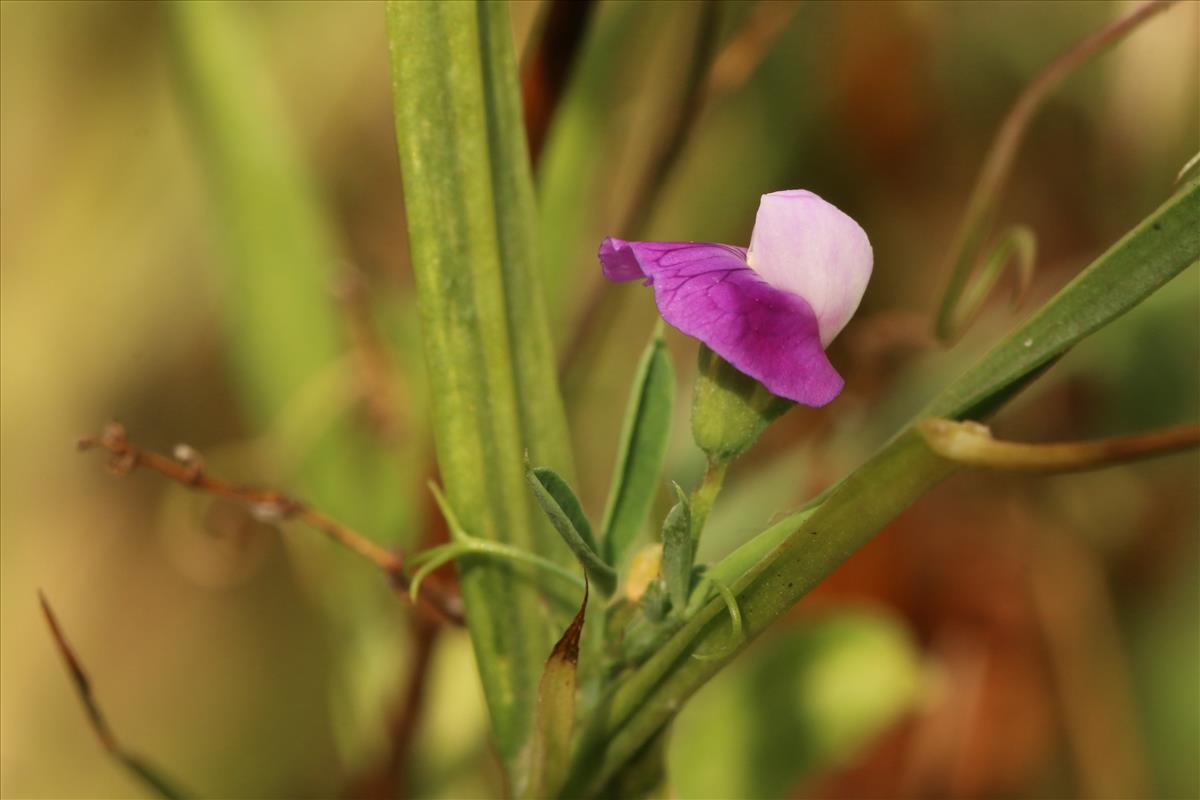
(40, 591, 189, 799)
(77, 422, 464, 625)
(919, 419, 1200, 472)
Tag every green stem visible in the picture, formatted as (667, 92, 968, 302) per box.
(688, 458, 728, 543)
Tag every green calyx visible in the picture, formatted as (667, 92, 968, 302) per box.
(690, 344, 793, 463)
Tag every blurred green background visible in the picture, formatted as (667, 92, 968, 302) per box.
(1, 1, 1196, 798)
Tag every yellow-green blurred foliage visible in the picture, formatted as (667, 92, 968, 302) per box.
(2, 1, 1196, 798)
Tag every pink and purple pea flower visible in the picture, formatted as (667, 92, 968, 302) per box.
(598, 189, 873, 407)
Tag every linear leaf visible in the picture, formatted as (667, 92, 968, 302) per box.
(531, 466, 599, 555)
(601, 331, 676, 567)
(928, 178, 1199, 421)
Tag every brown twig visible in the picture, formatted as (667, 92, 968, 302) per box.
(40, 591, 189, 799)
(919, 419, 1200, 472)
(77, 422, 465, 625)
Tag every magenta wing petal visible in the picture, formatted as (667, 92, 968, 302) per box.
(598, 237, 844, 407)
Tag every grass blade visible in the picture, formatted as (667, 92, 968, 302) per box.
(478, 0, 578, 485)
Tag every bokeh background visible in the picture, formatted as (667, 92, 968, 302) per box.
(2, 1, 1197, 798)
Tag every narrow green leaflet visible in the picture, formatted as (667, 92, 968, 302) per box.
(567, 179, 1200, 796)
(601, 331, 676, 567)
(939, 225, 1036, 340)
(387, 0, 576, 776)
(530, 466, 600, 554)
(660, 485, 693, 612)
(527, 466, 617, 596)
(522, 586, 589, 800)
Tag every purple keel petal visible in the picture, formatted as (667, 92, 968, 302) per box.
(597, 238, 844, 407)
